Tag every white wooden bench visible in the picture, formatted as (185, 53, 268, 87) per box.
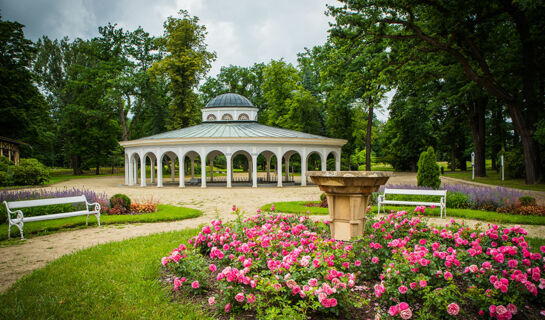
(3, 195, 101, 240)
(377, 188, 447, 218)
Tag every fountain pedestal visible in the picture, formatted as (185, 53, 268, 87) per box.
(308, 171, 392, 241)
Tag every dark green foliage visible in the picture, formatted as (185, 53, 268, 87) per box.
(446, 192, 472, 209)
(320, 193, 327, 202)
(417, 147, 441, 189)
(504, 149, 525, 179)
(0, 157, 49, 186)
(12, 158, 50, 186)
(0, 17, 55, 164)
(110, 194, 131, 211)
(519, 196, 536, 207)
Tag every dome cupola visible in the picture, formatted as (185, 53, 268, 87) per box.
(202, 93, 258, 122)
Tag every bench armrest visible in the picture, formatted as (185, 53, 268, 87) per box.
(86, 201, 101, 213)
(3, 201, 24, 224)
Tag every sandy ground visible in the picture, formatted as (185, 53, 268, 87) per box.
(1, 172, 544, 293)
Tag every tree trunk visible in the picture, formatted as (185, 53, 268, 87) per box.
(71, 155, 82, 175)
(95, 164, 100, 175)
(118, 97, 129, 141)
(450, 146, 456, 172)
(464, 95, 487, 177)
(366, 102, 373, 171)
(506, 102, 541, 184)
(411, 160, 417, 172)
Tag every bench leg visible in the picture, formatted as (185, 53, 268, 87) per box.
(8, 223, 11, 239)
(13, 222, 24, 240)
(96, 213, 101, 227)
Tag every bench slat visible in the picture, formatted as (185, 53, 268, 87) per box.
(11, 210, 93, 223)
(381, 200, 441, 206)
(6, 195, 88, 209)
(383, 188, 446, 196)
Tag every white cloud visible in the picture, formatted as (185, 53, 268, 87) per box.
(1, 0, 336, 77)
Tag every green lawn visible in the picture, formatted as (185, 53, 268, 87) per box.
(444, 170, 545, 192)
(0, 228, 212, 320)
(260, 201, 545, 225)
(0, 204, 202, 242)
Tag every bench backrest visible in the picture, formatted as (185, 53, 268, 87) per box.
(383, 188, 447, 196)
(5, 195, 88, 210)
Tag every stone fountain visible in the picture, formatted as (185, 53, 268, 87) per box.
(308, 171, 392, 241)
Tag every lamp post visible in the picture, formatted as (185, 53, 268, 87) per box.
(471, 152, 475, 181)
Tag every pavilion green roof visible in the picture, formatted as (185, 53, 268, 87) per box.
(137, 122, 334, 140)
(204, 93, 256, 108)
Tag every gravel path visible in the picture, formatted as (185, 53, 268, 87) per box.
(1, 172, 544, 293)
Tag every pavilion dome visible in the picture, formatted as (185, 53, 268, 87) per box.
(204, 93, 256, 108)
(202, 93, 258, 122)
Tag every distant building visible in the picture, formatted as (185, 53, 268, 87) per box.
(0, 136, 24, 165)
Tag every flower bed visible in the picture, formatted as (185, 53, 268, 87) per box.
(0, 187, 109, 223)
(162, 208, 545, 319)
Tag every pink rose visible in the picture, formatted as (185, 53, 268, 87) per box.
(191, 280, 199, 289)
(308, 278, 318, 287)
(447, 303, 460, 315)
(235, 293, 245, 302)
(419, 280, 427, 288)
(372, 257, 379, 264)
(209, 264, 217, 272)
(388, 305, 399, 316)
(225, 303, 231, 313)
(398, 285, 408, 294)
(355, 260, 361, 266)
(400, 308, 412, 319)
(507, 303, 517, 315)
(399, 302, 409, 310)
(208, 296, 216, 305)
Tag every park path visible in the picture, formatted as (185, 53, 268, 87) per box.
(1, 173, 545, 293)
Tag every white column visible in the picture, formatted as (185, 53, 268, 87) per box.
(210, 158, 214, 182)
(133, 158, 138, 185)
(150, 158, 155, 183)
(247, 154, 252, 182)
(201, 155, 207, 188)
(284, 156, 289, 180)
(170, 158, 175, 182)
(266, 154, 271, 181)
(335, 152, 341, 171)
(191, 158, 195, 178)
(252, 154, 258, 188)
(179, 155, 185, 187)
(321, 153, 327, 171)
(140, 155, 146, 187)
(277, 155, 283, 187)
(157, 157, 163, 187)
(124, 154, 129, 185)
(301, 153, 307, 186)
(226, 154, 232, 188)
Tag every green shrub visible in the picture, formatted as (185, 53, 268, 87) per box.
(319, 193, 327, 202)
(417, 147, 441, 189)
(504, 149, 525, 179)
(12, 158, 50, 186)
(0, 156, 13, 172)
(446, 191, 472, 209)
(0, 171, 12, 187)
(110, 194, 131, 211)
(519, 196, 536, 206)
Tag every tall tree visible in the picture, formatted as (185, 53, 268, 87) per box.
(329, 0, 545, 183)
(0, 17, 54, 164)
(150, 10, 216, 129)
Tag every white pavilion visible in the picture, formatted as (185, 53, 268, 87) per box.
(119, 93, 346, 188)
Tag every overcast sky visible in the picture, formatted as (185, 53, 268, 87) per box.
(1, 0, 338, 76)
(1, 0, 390, 119)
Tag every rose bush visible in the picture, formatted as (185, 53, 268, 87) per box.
(161, 208, 545, 319)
